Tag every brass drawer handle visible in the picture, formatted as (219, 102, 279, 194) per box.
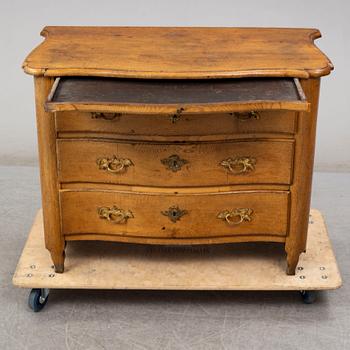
(161, 206, 188, 223)
(161, 154, 188, 172)
(220, 156, 256, 174)
(91, 112, 121, 120)
(217, 208, 253, 225)
(97, 156, 133, 174)
(231, 111, 260, 121)
(98, 206, 134, 224)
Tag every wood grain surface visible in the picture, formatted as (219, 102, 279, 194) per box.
(23, 27, 333, 79)
(59, 190, 289, 241)
(56, 110, 297, 139)
(57, 139, 294, 187)
(46, 77, 309, 113)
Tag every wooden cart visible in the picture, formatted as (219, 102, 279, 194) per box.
(13, 209, 342, 311)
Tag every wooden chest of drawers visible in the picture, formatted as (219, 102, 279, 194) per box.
(23, 26, 333, 275)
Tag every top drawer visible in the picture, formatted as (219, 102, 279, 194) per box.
(46, 77, 309, 115)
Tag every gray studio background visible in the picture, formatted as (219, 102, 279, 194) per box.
(0, 0, 349, 171)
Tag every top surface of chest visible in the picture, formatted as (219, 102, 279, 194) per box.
(23, 26, 333, 79)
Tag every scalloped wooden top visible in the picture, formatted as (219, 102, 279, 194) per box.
(23, 26, 333, 79)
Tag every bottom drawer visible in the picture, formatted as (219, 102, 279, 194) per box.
(60, 190, 289, 242)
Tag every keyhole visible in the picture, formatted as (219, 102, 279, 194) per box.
(171, 210, 177, 217)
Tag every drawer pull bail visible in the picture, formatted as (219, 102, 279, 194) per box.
(217, 208, 253, 225)
(91, 112, 121, 121)
(161, 206, 188, 223)
(98, 206, 134, 224)
(220, 156, 256, 174)
(161, 154, 188, 172)
(231, 111, 260, 121)
(97, 156, 133, 174)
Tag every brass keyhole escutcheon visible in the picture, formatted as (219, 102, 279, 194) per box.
(170, 107, 184, 124)
(161, 155, 188, 172)
(161, 206, 188, 223)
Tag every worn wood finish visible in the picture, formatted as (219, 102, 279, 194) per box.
(23, 27, 333, 79)
(34, 77, 65, 273)
(23, 27, 333, 275)
(46, 77, 309, 114)
(285, 79, 321, 274)
(56, 110, 297, 139)
(60, 190, 289, 240)
(57, 139, 294, 187)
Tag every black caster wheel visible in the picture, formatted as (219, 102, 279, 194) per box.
(28, 288, 49, 312)
(300, 290, 317, 304)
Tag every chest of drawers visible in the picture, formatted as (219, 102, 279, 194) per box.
(23, 26, 333, 275)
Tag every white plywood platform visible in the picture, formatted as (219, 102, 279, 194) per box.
(13, 209, 342, 291)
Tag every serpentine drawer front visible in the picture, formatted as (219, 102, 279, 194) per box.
(55, 110, 297, 139)
(57, 139, 294, 186)
(60, 190, 289, 240)
(24, 26, 333, 274)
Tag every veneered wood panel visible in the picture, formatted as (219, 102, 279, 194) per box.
(56, 110, 297, 138)
(23, 27, 333, 79)
(57, 139, 294, 186)
(60, 190, 289, 239)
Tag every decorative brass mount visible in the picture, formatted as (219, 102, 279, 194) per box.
(96, 156, 133, 174)
(231, 111, 260, 121)
(217, 208, 253, 225)
(161, 154, 188, 172)
(91, 112, 121, 120)
(220, 156, 256, 174)
(98, 206, 134, 224)
(161, 206, 188, 223)
(170, 107, 185, 123)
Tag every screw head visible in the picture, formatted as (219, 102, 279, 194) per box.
(30, 265, 36, 269)
(297, 267, 304, 271)
(320, 267, 326, 271)
(299, 275, 306, 279)
(26, 273, 33, 277)
(48, 273, 55, 278)
(321, 275, 328, 279)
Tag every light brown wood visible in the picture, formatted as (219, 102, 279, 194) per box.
(56, 110, 297, 139)
(12, 209, 342, 291)
(60, 183, 290, 193)
(23, 27, 333, 79)
(285, 79, 321, 274)
(60, 190, 289, 241)
(34, 76, 65, 273)
(45, 76, 309, 113)
(23, 27, 333, 275)
(57, 139, 294, 187)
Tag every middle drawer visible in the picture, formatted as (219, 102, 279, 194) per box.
(57, 139, 294, 187)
